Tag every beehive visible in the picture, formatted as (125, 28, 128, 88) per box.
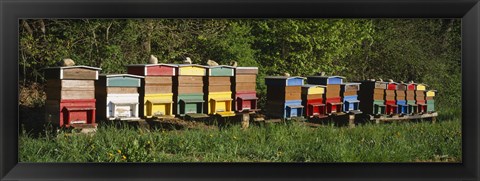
(414, 83, 428, 113)
(426, 90, 437, 112)
(358, 80, 387, 115)
(405, 82, 418, 114)
(301, 84, 326, 118)
(95, 74, 143, 120)
(385, 82, 399, 114)
(340, 82, 362, 114)
(265, 76, 305, 119)
(395, 83, 408, 114)
(232, 67, 259, 113)
(205, 66, 235, 117)
(306, 76, 344, 114)
(174, 64, 208, 118)
(126, 64, 177, 118)
(44, 66, 101, 127)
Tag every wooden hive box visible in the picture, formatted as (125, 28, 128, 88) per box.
(126, 64, 177, 118)
(426, 90, 437, 112)
(204, 66, 235, 117)
(340, 83, 361, 114)
(173, 64, 208, 118)
(95, 74, 143, 120)
(306, 76, 345, 114)
(44, 66, 101, 127)
(413, 83, 428, 113)
(383, 82, 400, 114)
(233, 67, 259, 112)
(394, 83, 409, 114)
(265, 76, 304, 119)
(357, 80, 387, 115)
(301, 85, 326, 118)
(405, 82, 418, 114)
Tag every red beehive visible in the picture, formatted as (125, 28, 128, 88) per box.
(44, 66, 101, 127)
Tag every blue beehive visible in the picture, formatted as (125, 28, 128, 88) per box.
(265, 76, 305, 119)
(340, 82, 362, 114)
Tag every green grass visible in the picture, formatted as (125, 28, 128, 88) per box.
(19, 110, 461, 163)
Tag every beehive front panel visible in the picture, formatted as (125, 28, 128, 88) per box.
(235, 68, 259, 74)
(146, 66, 175, 76)
(47, 79, 95, 100)
(47, 89, 95, 100)
(176, 93, 205, 115)
(143, 93, 174, 118)
(235, 75, 256, 83)
(207, 92, 233, 115)
(373, 100, 386, 114)
(207, 77, 232, 85)
(177, 86, 204, 94)
(305, 98, 325, 117)
(62, 68, 98, 80)
(235, 92, 258, 111)
(145, 76, 173, 84)
(308, 87, 325, 95)
(179, 66, 206, 76)
(58, 99, 96, 127)
(107, 77, 141, 87)
(325, 85, 341, 98)
(209, 67, 234, 76)
(106, 94, 140, 119)
(176, 76, 203, 84)
(285, 100, 304, 118)
(235, 82, 256, 92)
(144, 84, 173, 94)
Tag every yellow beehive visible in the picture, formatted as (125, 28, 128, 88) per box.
(207, 91, 234, 116)
(307, 86, 325, 95)
(416, 84, 427, 91)
(144, 93, 174, 118)
(178, 65, 206, 76)
(426, 90, 436, 97)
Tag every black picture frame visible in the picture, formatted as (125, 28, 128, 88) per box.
(1, 0, 478, 180)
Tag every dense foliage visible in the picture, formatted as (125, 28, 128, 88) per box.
(19, 19, 461, 109)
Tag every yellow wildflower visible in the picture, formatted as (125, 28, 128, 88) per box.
(117, 149, 122, 154)
(122, 155, 127, 160)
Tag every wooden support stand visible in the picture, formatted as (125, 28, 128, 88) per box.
(370, 112, 438, 123)
(241, 113, 250, 129)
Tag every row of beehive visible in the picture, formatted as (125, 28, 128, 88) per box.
(44, 65, 259, 127)
(358, 80, 436, 115)
(265, 76, 436, 119)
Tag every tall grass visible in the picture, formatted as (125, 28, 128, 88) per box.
(19, 112, 461, 163)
